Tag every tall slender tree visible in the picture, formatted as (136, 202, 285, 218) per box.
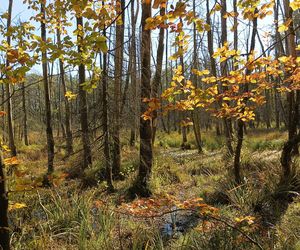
(76, 15, 92, 170)
(129, 0, 139, 146)
(281, 0, 300, 179)
(21, 82, 29, 146)
(6, 0, 17, 156)
(0, 146, 9, 250)
(233, 8, 258, 184)
(112, 0, 125, 179)
(151, 5, 165, 143)
(136, 0, 152, 197)
(41, 1, 55, 176)
(102, 12, 114, 191)
(56, 27, 73, 156)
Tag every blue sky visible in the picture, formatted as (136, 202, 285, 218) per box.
(1, 0, 276, 76)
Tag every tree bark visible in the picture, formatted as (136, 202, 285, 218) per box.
(112, 0, 125, 178)
(129, 0, 139, 147)
(21, 83, 29, 146)
(41, 2, 55, 175)
(76, 16, 92, 170)
(280, 0, 300, 179)
(0, 145, 9, 250)
(56, 27, 73, 156)
(6, 0, 17, 157)
(233, 8, 258, 184)
(136, 0, 152, 197)
(102, 18, 114, 192)
(151, 6, 165, 144)
(220, 0, 234, 156)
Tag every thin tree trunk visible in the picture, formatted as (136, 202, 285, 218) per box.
(233, 8, 258, 184)
(129, 0, 139, 146)
(151, 6, 165, 144)
(56, 27, 73, 156)
(136, 0, 152, 197)
(191, 0, 202, 153)
(0, 146, 9, 250)
(6, 0, 17, 156)
(76, 16, 92, 170)
(21, 83, 29, 145)
(102, 16, 114, 192)
(281, 0, 299, 178)
(220, 0, 234, 156)
(41, 2, 55, 176)
(112, 0, 125, 178)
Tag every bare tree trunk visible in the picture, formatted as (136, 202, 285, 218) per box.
(129, 0, 138, 146)
(5, 0, 17, 156)
(56, 27, 73, 156)
(0, 145, 9, 250)
(76, 16, 92, 170)
(136, 0, 152, 197)
(233, 9, 258, 184)
(41, 2, 55, 176)
(21, 83, 29, 146)
(151, 6, 165, 144)
(206, 1, 226, 141)
(102, 17, 114, 192)
(191, 0, 202, 153)
(220, 0, 234, 156)
(112, 0, 125, 178)
(281, 0, 299, 179)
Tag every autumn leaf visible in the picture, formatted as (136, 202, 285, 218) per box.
(278, 19, 292, 32)
(290, 0, 300, 11)
(153, 0, 166, 9)
(65, 91, 77, 101)
(8, 202, 27, 211)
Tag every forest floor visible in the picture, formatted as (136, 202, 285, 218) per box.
(6, 129, 300, 249)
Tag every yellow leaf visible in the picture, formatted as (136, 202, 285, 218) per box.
(290, 1, 300, 11)
(9, 202, 27, 211)
(278, 19, 292, 32)
(65, 91, 77, 101)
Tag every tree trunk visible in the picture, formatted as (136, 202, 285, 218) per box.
(102, 18, 114, 192)
(151, 6, 165, 144)
(112, 0, 125, 178)
(21, 83, 29, 146)
(233, 8, 258, 184)
(129, 0, 139, 147)
(0, 146, 9, 250)
(220, 0, 234, 156)
(41, 2, 55, 176)
(76, 16, 92, 170)
(6, 0, 17, 157)
(206, 0, 231, 151)
(136, 0, 152, 197)
(280, 0, 300, 178)
(56, 27, 73, 156)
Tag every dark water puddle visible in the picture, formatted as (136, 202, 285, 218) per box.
(161, 207, 200, 239)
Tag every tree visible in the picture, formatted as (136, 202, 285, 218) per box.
(112, 0, 125, 179)
(135, 0, 152, 197)
(41, 1, 55, 177)
(0, 144, 9, 250)
(151, 4, 165, 144)
(76, 15, 92, 170)
(102, 15, 114, 191)
(280, 0, 300, 179)
(21, 82, 29, 146)
(56, 25, 73, 156)
(5, 0, 17, 157)
(129, 0, 139, 147)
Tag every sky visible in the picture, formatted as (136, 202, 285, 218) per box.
(0, 0, 277, 76)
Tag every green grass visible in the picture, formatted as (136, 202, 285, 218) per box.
(8, 129, 300, 249)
